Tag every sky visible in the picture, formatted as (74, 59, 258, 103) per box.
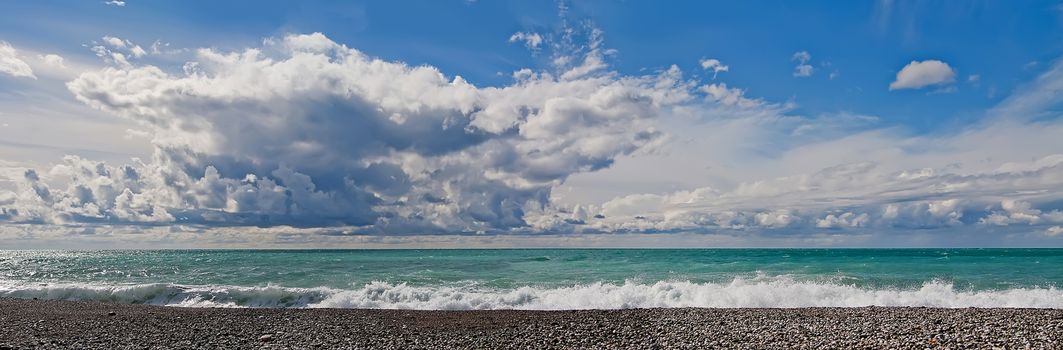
(1, 0, 1063, 248)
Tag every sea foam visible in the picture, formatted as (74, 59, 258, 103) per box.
(2, 277, 1061, 309)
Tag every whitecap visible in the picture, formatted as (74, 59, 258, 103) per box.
(2, 277, 1060, 310)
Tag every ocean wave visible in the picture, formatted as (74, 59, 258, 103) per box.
(0, 282, 333, 308)
(2, 278, 1061, 309)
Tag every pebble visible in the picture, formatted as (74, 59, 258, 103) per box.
(0, 298, 1060, 349)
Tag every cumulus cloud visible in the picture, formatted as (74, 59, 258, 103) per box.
(699, 58, 728, 79)
(1, 31, 687, 234)
(889, 59, 956, 90)
(816, 212, 870, 229)
(0, 41, 36, 79)
(980, 200, 1063, 226)
(792, 51, 813, 77)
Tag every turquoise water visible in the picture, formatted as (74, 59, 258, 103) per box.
(1, 249, 1061, 309)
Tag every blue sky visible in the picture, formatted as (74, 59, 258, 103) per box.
(5, 0, 1061, 130)
(2, 1, 1063, 248)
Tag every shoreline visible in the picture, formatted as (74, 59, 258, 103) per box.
(1, 299, 1060, 349)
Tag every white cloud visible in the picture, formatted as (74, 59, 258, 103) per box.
(3, 47, 103, 81)
(1048, 226, 1063, 237)
(699, 58, 728, 79)
(792, 51, 813, 77)
(92, 36, 147, 66)
(700, 83, 762, 108)
(509, 32, 543, 50)
(889, 60, 956, 90)
(979, 200, 1063, 226)
(129, 45, 147, 58)
(0, 41, 36, 79)
(1, 31, 683, 233)
(37, 54, 65, 68)
(755, 209, 798, 228)
(816, 212, 870, 228)
(553, 27, 613, 81)
(102, 36, 126, 48)
(104, 0, 125, 6)
(990, 57, 1063, 121)
(149, 40, 186, 56)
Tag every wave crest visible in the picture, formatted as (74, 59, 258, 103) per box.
(0, 282, 332, 307)
(2, 278, 1061, 309)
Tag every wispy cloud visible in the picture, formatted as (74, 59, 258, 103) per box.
(0, 41, 36, 79)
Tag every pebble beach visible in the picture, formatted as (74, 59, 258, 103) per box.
(0, 299, 1061, 349)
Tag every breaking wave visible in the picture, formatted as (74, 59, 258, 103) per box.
(2, 277, 1061, 309)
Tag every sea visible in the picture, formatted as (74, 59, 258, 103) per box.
(1, 249, 1061, 309)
